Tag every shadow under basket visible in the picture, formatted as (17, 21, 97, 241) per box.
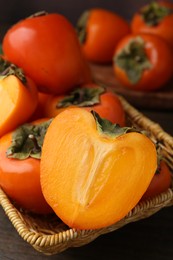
(0, 96, 173, 255)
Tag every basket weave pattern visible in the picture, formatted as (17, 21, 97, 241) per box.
(0, 96, 172, 255)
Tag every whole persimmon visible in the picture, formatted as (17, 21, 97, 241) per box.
(2, 12, 91, 95)
(44, 83, 126, 126)
(0, 118, 53, 214)
(142, 160, 172, 200)
(131, 1, 173, 48)
(29, 92, 51, 121)
(113, 33, 173, 91)
(77, 8, 130, 63)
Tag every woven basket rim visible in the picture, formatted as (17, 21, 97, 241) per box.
(0, 185, 173, 251)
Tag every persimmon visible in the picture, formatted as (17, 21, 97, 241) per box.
(44, 84, 126, 126)
(77, 8, 130, 63)
(0, 57, 38, 137)
(29, 92, 51, 121)
(0, 118, 53, 214)
(113, 33, 173, 91)
(2, 12, 91, 95)
(41, 108, 157, 229)
(142, 160, 172, 200)
(131, 1, 173, 49)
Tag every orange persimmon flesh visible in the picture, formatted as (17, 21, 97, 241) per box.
(0, 75, 38, 137)
(41, 108, 157, 230)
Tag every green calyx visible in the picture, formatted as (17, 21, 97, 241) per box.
(76, 10, 90, 44)
(140, 1, 173, 26)
(57, 85, 105, 108)
(0, 57, 27, 84)
(114, 36, 152, 84)
(92, 111, 138, 138)
(6, 119, 52, 160)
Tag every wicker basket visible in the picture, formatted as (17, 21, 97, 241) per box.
(0, 95, 173, 255)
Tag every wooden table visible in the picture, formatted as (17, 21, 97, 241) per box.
(0, 109, 173, 260)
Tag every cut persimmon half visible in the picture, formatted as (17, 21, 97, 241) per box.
(41, 108, 157, 230)
(0, 74, 38, 137)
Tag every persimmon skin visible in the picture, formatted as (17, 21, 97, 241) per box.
(29, 92, 51, 121)
(2, 13, 91, 95)
(131, 1, 173, 49)
(142, 160, 172, 200)
(113, 33, 173, 91)
(44, 84, 126, 126)
(0, 75, 38, 137)
(79, 8, 130, 63)
(41, 108, 157, 229)
(0, 119, 53, 215)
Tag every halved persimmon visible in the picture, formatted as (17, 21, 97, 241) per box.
(41, 108, 157, 229)
(0, 57, 38, 137)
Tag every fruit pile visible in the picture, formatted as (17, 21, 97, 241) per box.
(0, 3, 172, 230)
(77, 1, 173, 91)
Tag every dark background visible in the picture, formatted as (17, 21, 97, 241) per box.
(1, 0, 173, 39)
(0, 0, 153, 25)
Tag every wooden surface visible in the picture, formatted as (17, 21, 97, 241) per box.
(90, 63, 173, 111)
(0, 110, 173, 260)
